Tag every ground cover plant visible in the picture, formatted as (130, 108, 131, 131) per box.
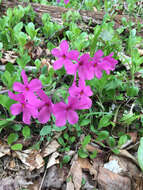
(0, 0, 143, 189)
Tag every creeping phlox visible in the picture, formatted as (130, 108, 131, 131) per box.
(57, 0, 69, 4)
(9, 40, 118, 126)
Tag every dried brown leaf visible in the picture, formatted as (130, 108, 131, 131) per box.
(66, 181, 74, 190)
(0, 141, 11, 158)
(42, 140, 60, 157)
(15, 150, 44, 171)
(47, 151, 59, 169)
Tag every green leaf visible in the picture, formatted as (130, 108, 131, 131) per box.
(90, 150, 97, 159)
(8, 133, 18, 145)
(112, 148, 120, 154)
(13, 22, 23, 33)
(118, 135, 128, 147)
(90, 25, 102, 56)
(127, 86, 139, 97)
(82, 135, 91, 148)
(62, 155, 71, 164)
(52, 125, 66, 132)
(11, 143, 23, 151)
(63, 133, 69, 140)
(11, 124, 22, 131)
(58, 137, 66, 146)
(80, 119, 90, 126)
(137, 137, 143, 171)
(96, 131, 109, 141)
(98, 114, 112, 129)
(22, 126, 31, 139)
(107, 137, 116, 148)
(78, 148, 88, 158)
(0, 42, 3, 50)
(40, 125, 51, 136)
(5, 63, 15, 74)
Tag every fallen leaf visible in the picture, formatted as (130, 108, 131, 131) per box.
(68, 156, 82, 190)
(66, 181, 74, 190)
(98, 167, 131, 190)
(47, 151, 59, 169)
(0, 140, 11, 158)
(15, 150, 44, 171)
(42, 140, 60, 157)
(119, 149, 139, 166)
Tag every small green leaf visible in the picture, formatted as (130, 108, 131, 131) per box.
(11, 124, 22, 131)
(82, 135, 91, 148)
(137, 137, 143, 171)
(8, 133, 18, 145)
(118, 135, 128, 147)
(22, 126, 31, 139)
(98, 114, 112, 129)
(80, 119, 90, 126)
(107, 137, 116, 148)
(96, 131, 109, 141)
(62, 155, 71, 164)
(90, 150, 97, 159)
(11, 143, 23, 151)
(40, 125, 51, 136)
(63, 133, 69, 140)
(78, 148, 88, 158)
(58, 137, 66, 146)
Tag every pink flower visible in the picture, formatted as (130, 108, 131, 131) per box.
(57, 0, 69, 4)
(69, 79, 93, 109)
(76, 53, 93, 80)
(8, 91, 41, 124)
(51, 40, 79, 75)
(101, 53, 118, 74)
(53, 96, 84, 127)
(13, 70, 42, 102)
(37, 90, 53, 124)
(90, 50, 118, 79)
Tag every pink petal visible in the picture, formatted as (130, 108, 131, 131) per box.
(60, 40, 69, 54)
(67, 110, 78, 125)
(64, 0, 69, 4)
(51, 48, 62, 57)
(94, 50, 104, 58)
(68, 50, 79, 61)
(38, 106, 51, 124)
(64, 59, 77, 75)
(10, 103, 22, 115)
(23, 108, 31, 124)
(29, 79, 42, 91)
(84, 86, 93, 97)
(13, 82, 25, 92)
(53, 102, 67, 115)
(53, 58, 64, 70)
(21, 70, 28, 85)
(75, 97, 92, 110)
(37, 89, 50, 102)
(55, 111, 67, 127)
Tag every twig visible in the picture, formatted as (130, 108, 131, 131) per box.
(39, 167, 47, 190)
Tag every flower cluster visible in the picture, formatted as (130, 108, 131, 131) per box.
(52, 40, 118, 80)
(9, 40, 117, 127)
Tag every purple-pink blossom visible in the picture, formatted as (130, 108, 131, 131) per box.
(37, 90, 53, 124)
(76, 53, 93, 80)
(51, 40, 79, 75)
(53, 96, 90, 127)
(8, 91, 41, 124)
(13, 70, 42, 102)
(90, 50, 118, 79)
(69, 79, 93, 109)
(57, 0, 69, 4)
